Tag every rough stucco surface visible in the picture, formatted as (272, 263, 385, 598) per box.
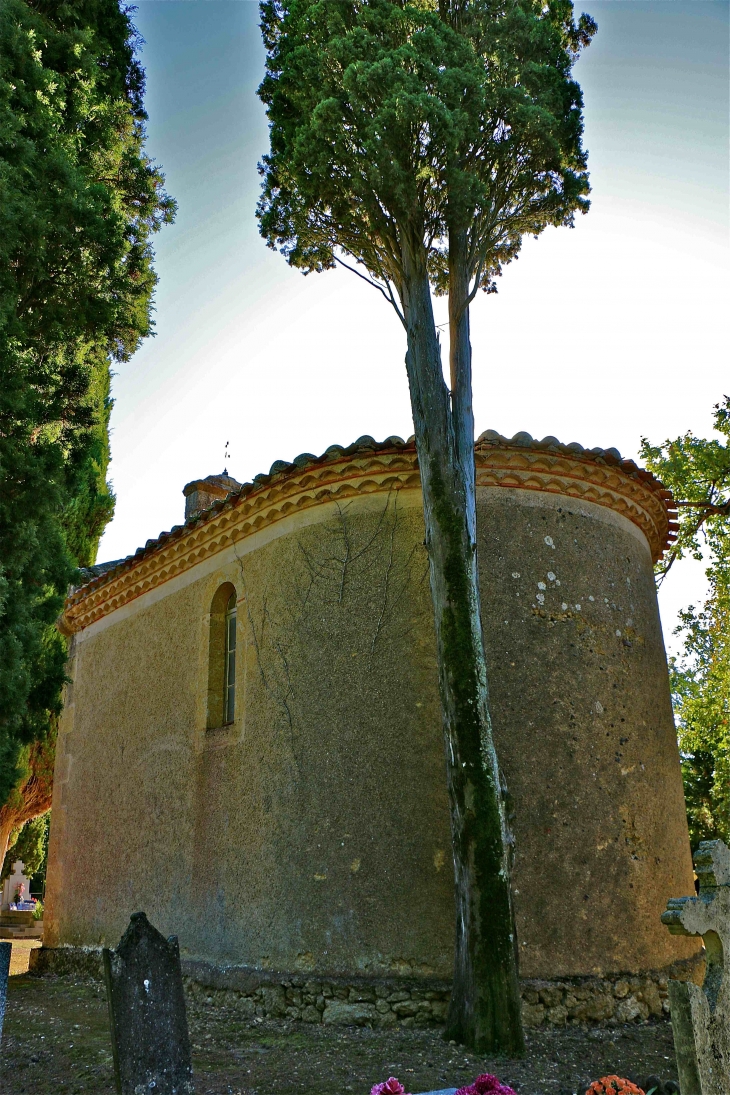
(475, 488, 697, 977)
(45, 483, 699, 984)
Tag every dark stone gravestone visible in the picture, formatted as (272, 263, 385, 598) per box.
(0, 941, 10, 1046)
(103, 912, 194, 1094)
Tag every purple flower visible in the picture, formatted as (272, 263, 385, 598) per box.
(455, 1074, 518, 1095)
(371, 1079, 410, 1095)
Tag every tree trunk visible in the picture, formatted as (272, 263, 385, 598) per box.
(398, 234, 524, 1054)
(0, 732, 56, 878)
(0, 815, 15, 881)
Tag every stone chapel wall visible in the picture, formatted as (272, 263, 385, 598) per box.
(44, 437, 701, 989)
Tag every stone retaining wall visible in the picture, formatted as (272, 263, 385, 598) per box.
(184, 977, 450, 1029)
(29, 947, 702, 1029)
(521, 976, 670, 1027)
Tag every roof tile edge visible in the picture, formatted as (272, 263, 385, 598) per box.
(61, 433, 676, 634)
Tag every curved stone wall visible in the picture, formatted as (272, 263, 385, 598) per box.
(46, 434, 698, 986)
(475, 485, 695, 976)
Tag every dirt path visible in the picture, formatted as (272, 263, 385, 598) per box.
(0, 975, 680, 1095)
(5, 938, 41, 977)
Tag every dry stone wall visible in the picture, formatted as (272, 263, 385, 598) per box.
(30, 947, 701, 1030)
(184, 977, 449, 1029)
(182, 971, 685, 1030)
(520, 975, 670, 1027)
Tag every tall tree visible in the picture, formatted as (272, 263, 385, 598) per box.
(257, 0, 595, 1050)
(642, 398, 730, 849)
(0, 0, 175, 849)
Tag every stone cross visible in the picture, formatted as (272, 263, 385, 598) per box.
(0, 941, 10, 1046)
(661, 839, 730, 1095)
(103, 912, 194, 1095)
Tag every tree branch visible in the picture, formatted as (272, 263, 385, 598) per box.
(333, 255, 405, 327)
(675, 501, 730, 514)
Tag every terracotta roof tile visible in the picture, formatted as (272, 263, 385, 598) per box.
(72, 431, 674, 602)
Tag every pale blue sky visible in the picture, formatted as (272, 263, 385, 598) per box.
(101, 1, 729, 651)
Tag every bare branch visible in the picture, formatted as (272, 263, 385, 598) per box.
(466, 259, 486, 306)
(333, 255, 405, 327)
(655, 496, 730, 583)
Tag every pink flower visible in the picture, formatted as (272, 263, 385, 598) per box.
(370, 1079, 410, 1095)
(456, 1075, 517, 1095)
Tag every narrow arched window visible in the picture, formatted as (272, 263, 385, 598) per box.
(224, 591, 236, 725)
(207, 582, 238, 729)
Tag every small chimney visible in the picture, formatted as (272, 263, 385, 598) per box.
(183, 471, 241, 521)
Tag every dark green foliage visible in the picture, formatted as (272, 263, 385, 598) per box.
(642, 399, 730, 847)
(258, 0, 594, 300)
(0, 0, 175, 807)
(1, 811, 48, 883)
(61, 350, 116, 568)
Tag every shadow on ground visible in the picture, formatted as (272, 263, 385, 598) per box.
(0, 976, 679, 1095)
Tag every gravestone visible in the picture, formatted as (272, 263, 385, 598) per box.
(103, 912, 194, 1094)
(0, 941, 10, 1046)
(662, 839, 730, 1095)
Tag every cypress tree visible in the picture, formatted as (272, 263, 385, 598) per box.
(257, 0, 595, 1050)
(0, 0, 175, 843)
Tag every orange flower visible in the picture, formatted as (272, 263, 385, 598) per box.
(586, 1079, 644, 1095)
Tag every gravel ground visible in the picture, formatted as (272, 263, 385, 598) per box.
(0, 975, 680, 1095)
